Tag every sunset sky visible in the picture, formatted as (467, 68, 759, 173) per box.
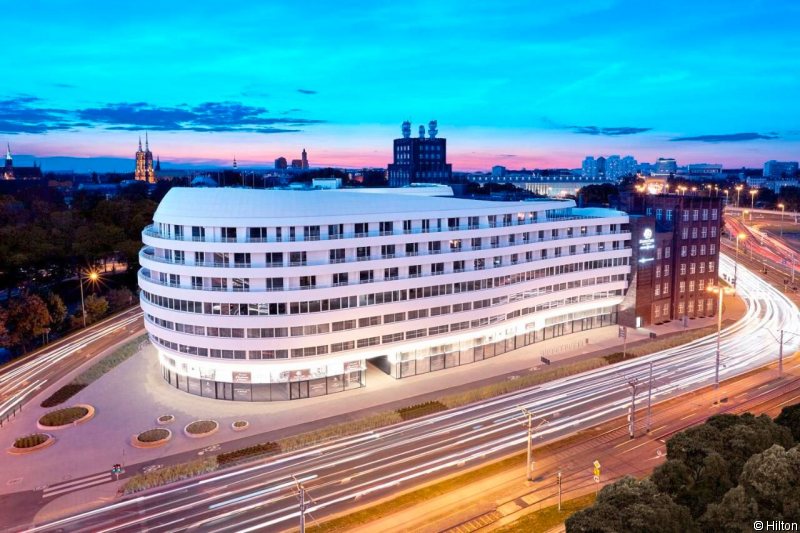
(3, 0, 799, 170)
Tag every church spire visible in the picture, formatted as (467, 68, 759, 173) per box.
(145, 131, 149, 152)
(233, 155, 238, 169)
(138, 136, 142, 151)
(6, 143, 12, 160)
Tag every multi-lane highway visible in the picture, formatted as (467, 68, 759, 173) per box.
(24, 253, 799, 533)
(0, 307, 144, 424)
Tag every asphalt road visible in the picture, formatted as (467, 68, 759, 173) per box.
(21, 253, 799, 533)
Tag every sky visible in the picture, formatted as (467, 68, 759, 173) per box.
(3, 0, 799, 171)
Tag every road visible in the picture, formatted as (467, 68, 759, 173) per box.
(22, 253, 799, 533)
(0, 307, 144, 425)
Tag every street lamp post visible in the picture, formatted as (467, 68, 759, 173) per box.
(78, 269, 100, 328)
(707, 284, 735, 389)
(520, 408, 546, 481)
(779, 203, 786, 238)
(733, 233, 746, 288)
(735, 184, 743, 208)
(749, 190, 758, 220)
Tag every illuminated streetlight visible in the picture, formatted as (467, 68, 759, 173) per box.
(735, 184, 743, 208)
(706, 284, 736, 389)
(79, 269, 101, 328)
(778, 203, 786, 238)
(749, 189, 758, 218)
(734, 232, 746, 288)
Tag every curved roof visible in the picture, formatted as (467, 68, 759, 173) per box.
(154, 188, 575, 224)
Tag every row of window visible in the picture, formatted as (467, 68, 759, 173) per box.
(141, 257, 630, 317)
(679, 244, 716, 257)
(646, 207, 719, 222)
(680, 226, 718, 240)
(145, 242, 627, 292)
(149, 289, 624, 360)
(152, 214, 625, 242)
(144, 274, 626, 340)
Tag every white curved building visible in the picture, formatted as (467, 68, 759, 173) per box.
(139, 188, 632, 401)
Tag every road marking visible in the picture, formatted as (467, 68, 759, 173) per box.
(42, 473, 113, 497)
(679, 413, 696, 421)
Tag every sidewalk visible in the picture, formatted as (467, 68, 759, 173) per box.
(0, 295, 743, 511)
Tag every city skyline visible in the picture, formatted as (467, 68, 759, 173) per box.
(3, 0, 799, 170)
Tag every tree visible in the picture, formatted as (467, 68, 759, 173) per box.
(775, 404, 800, 442)
(83, 294, 109, 325)
(579, 183, 619, 206)
(2, 294, 52, 352)
(44, 292, 67, 330)
(566, 477, 695, 533)
(106, 288, 135, 311)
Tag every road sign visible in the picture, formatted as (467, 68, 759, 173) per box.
(540, 356, 551, 365)
(618, 326, 627, 339)
(593, 475, 600, 483)
(593, 460, 601, 469)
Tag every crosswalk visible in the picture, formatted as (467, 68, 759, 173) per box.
(42, 472, 113, 498)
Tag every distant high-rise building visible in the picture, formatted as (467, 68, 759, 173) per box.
(620, 156, 638, 177)
(581, 156, 597, 179)
(135, 133, 156, 183)
(274, 156, 288, 170)
(596, 156, 606, 178)
(387, 120, 452, 187)
(764, 160, 798, 179)
(686, 163, 722, 175)
(301, 148, 309, 170)
(155, 156, 161, 172)
(653, 157, 677, 176)
(605, 156, 621, 180)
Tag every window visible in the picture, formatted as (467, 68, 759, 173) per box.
(403, 219, 412, 233)
(711, 209, 718, 220)
(406, 242, 419, 255)
(409, 265, 422, 277)
(267, 252, 283, 266)
(664, 265, 669, 276)
(290, 251, 307, 265)
(656, 209, 663, 220)
(690, 263, 696, 274)
(384, 267, 399, 280)
(655, 284, 661, 296)
(680, 263, 687, 275)
(690, 245, 697, 257)
(702, 209, 708, 221)
(304, 226, 320, 240)
(191, 276, 202, 289)
(663, 282, 669, 295)
(359, 270, 374, 283)
(699, 262, 705, 274)
(454, 260, 465, 273)
(328, 224, 343, 238)
(493, 256, 503, 268)
(691, 227, 698, 239)
(689, 280, 695, 292)
(488, 215, 497, 227)
(711, 226, 717, 238)
(333, 273, 348, 286)
(357, 247, 371, 260)
(221, 227, 237, 241)
(450, 239, 462, 251)
(682, 227, 689, 239)
(447, 217, 459, 229)
(355, 222, 369, 236)
(330, 249, 345, 263)
(249, 227, 267, 241)
(422, 219, 431, 232)
(701, 227, 707, 239)
(300, 276, 316, 289)
(682, 211, 689, 222)
(665, 246, 671, 258)
(233, 278, 249, 291)
(693, 210, 699, 221)
(710, 244, 716, 255)
(431, 263, 444, 275)
(234, 252, 250, 266)
(709, 261, 715, 273)
(192, 226, 205, 240)
(678, 302, 685, 314)
(474, 258, 485, 270)
(468, 216, 479, 229)
(698, 279, 705, 291)
(471, 237, 482, 249)
(428, 241, 442, 253)
(655, 266, 661, 278)
(379, 221, 394, 235)
(681, 246, 687, 257)
(679, 281, 686, 294)
(381, 244, 396, 258)
(666, 210, 673, 221)
(700, 245, 706, 256)
(266, 277, 284, 290)
(657, 248, 662, 260)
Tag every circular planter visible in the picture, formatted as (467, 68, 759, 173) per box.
(37, 404, 95, 430)
(131, 428, 172, 449)
(184, 420, 219, 438)
(231, 420, 249, 432)
(8, 433, 55, 455)
(156, 414, 175, 425)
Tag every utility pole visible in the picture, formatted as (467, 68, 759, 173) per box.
(557, 471, 562, 512)
(779, 329, 784, 377)
(646, 362, 654, 433)
(293, 476, 314, 533)
(627, 379, 638, 439)
(522, 408, 533, 481)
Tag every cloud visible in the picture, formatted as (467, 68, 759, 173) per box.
(0, 96, 325, 134)
(297, 89, 317, 94)
(541, 117, 651, 136)
(670, 132, 778, 142)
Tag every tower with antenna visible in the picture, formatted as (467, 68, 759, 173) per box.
(387, 119, 452, 187)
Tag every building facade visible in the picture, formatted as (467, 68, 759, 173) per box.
(764, 160, 798, 180)
(387, 120, 453, 187)
(135, 134, 156, 183)
(618, 193, 723, 328)
(3, 144, 43, 180)
(139, 189, 631, 401)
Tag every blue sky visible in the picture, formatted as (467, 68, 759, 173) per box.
(3, 0, 799, 169)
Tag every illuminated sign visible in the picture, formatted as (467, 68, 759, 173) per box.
(638, 228, 655, 250)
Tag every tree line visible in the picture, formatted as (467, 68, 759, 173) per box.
(566, 405, 800, 532)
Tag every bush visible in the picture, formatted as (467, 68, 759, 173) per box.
(122, 458, 217, 494)
(40, 384, 87, 408)
(185, 420, 218, 435)
(14, 434, 49, 448)
(397, 401, 449, 421)
(158, 415, 174, 424)
(137, 428, 170, 443)
(217, 442, 281, 466)
(279, 411, 403, 453)
(38, 406, 89, 427)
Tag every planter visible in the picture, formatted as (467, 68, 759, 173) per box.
(132, 428, 172, 449)
(184, 420, 219, 438)
(8, 433, 55, 455)
(156, 414, 175, 425)
(231, 420, 249, 432)
(37, 404, 95, 430)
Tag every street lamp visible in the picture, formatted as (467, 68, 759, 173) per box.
(519, 408, 547, 481)
(706, 284, 736, 389)
(723, 189, 729, 205)
(79, 269, 100, 328)
(733, 232, 746, 288)
(735, 184, 744, 208)
(749, 189, 758, 217)
(778, 203, 786, 238)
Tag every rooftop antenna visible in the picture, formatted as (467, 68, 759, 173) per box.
(418, 124, 425, 139)
(428, 120, 438, 139)
(401, 120, 411, 139)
